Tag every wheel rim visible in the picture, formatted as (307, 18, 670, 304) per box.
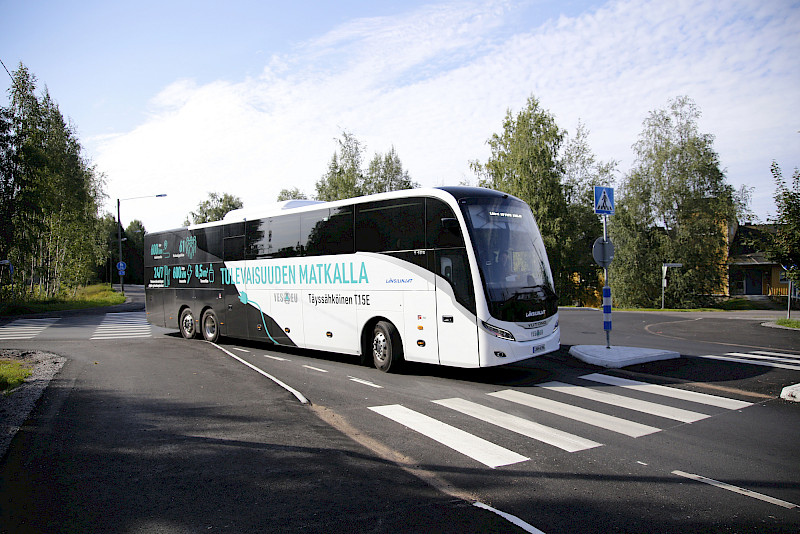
(204, 315, 217, 339)
(181, 312, 194, 336)
(373, 330, 387, 363)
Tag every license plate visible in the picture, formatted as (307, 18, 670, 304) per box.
(533, 344, 546, 354)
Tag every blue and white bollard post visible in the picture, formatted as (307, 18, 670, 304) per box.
(603, 284, 612, 348)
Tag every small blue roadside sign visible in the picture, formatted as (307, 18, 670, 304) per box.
(594, 186, 615, 215)
(117, 261, 127, 271)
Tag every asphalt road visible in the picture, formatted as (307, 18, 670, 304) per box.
(1, 296, 798, 533)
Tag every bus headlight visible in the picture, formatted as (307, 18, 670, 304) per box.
(481, 320, 515, 341)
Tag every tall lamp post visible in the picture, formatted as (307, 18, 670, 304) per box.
(117, 194, 167, 295)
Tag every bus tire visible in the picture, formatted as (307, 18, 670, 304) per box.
(179, 308, 197, 339)
(201, 309, 220, 343)
(372, 321, 403, 373)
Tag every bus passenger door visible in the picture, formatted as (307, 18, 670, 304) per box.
(434, 250, 479, 367)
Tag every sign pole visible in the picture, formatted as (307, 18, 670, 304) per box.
(602, 214, 611, 349)
(593, 186, 615, 350)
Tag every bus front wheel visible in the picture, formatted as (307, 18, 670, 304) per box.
(372, 321, 403, 373)
(201, 310, 220, 343)
(179, 308, 196, 339)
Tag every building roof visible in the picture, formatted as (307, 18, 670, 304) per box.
(728, 224, 780, 266)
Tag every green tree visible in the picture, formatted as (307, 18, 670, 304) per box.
(315, 131, 417, 201)
(612, 96, 735, 308)
(277, 187, 308, 201)
(560, 121, 617, 305)
(471, 95, 569, 298)
(362, 146, 418, 195)
(315, 131, 364, 201)
(764, 162, 800, 283)
(1, 63, 106, 297)
(185, 192, 243, 225)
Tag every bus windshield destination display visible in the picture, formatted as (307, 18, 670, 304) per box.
(144, 187, 559, 372)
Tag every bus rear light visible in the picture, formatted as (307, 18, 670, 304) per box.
(481, 320, 515, 341)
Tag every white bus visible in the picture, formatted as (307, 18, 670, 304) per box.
(144, 187, 559, 372)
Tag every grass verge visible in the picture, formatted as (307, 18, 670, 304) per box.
(0, 359, 32, 394)
(0, 284, 126, 315)
(776, 318, 800, 329)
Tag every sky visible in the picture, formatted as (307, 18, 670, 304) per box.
(2, 0, 799, 231)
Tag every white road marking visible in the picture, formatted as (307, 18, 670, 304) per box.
(752, 350, 800, 360)
(302, 365, 328, 373)
(264, 355, 289, 361)
(91, 312, 151, 340)
(232, 347, 250, 353)
(696, 354, 800, 371)
(434, 398, 601, 452)
(473, 502, 547, 534)
(0, 318, 59, 339)
(580, 373, 752, 410)
(369, 404, 528, 468)
(208, 342, 308, 404)
(537, 381, 709, 423)
(726, 352, 800, 365)
(489, 389, 661, 438)
(348, 376, 383, 388)
(672, 470, 798, 509)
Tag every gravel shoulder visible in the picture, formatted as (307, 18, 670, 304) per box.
(0, 349, 66, 460)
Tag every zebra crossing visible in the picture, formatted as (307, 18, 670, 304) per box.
(369, 373, 753, 468)
(0, 317, 60, 340)
(696, 350, 800, 371)
(90, 312, 152, 340)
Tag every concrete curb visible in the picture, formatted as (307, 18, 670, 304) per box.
(569, 345, 680, 369)
(780, 383, 800, 403)
(761, 321, 800, 331)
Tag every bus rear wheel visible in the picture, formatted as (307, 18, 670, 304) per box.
(372, 321, 403, 373)
(201, 309, 220, 343)
(179, 308, 196, 339)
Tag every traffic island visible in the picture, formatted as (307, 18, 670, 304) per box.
(569, 345, 680, 369)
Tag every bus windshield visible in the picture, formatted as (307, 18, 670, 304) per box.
(461, 196, 557, 322)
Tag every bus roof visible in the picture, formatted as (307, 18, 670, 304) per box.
(150, 186, 516, 234)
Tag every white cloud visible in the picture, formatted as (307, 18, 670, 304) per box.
(94, 0, 800, 231)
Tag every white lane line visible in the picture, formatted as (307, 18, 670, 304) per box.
(672, 470, 798, 509)
(302, 365, 328, 373)
(537, 381, 708, 423)
(489, 389, 660, 438)
(726, 352, 800, 365)
(696, 354, 800, 371)
(264, 355, 289, 361)
(473, 502, 547, 534)
(752, 350, 800, 360)
(348, 376, 383, 388)
(232, 347, 250, 353)
(369, 404, 528, 468)
(434, 398, 601, 452)
(208, 342, 308, 404)
(580, 374, 752, 410)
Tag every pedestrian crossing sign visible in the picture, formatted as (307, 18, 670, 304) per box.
(594, 186, 615, 215)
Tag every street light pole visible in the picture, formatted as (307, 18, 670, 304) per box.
(117, 194, 167, 296)
(117, 198, 123, 294)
